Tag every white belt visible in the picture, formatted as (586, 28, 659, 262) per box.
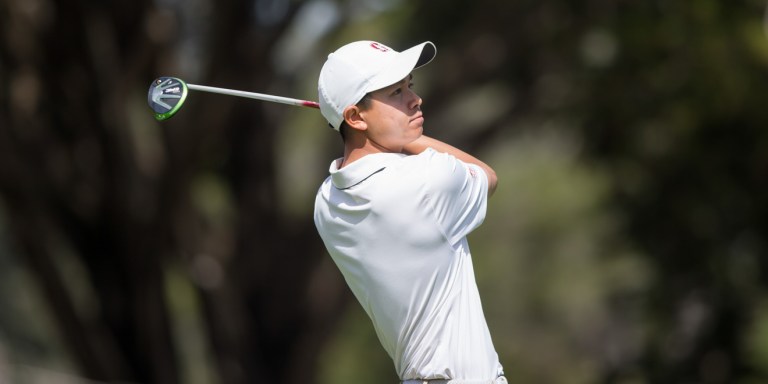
(403, 376, 507, 384)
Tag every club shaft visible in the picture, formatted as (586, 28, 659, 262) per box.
(187, 83, 320, 109)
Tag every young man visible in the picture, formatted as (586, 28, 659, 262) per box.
(313, 40, 506, 384)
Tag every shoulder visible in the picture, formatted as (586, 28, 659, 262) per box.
(407, 148, 483, 187)
(405, 147, 457, 171)
(402, 148, 483, 194)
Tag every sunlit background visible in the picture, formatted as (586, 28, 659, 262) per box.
(2, 0, 768, 383)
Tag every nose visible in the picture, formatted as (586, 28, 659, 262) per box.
(408, 89, 422, 110)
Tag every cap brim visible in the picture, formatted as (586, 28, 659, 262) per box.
(365, 41, 436, 92)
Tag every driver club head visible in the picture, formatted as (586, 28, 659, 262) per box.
(148, 77, 188, 121)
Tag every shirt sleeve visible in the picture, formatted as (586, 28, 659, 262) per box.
(421, 148, 489, 246)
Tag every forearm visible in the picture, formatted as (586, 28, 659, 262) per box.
(404, 135, 498, 196)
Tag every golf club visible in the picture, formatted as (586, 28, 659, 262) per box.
(148, 76, 320, 121)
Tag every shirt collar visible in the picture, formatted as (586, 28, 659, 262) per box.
(329, 153, 404, 190)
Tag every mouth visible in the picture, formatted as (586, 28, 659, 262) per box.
(410, 113, 424, 124)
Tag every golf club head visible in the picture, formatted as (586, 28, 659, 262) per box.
(148, 77, 188, 121)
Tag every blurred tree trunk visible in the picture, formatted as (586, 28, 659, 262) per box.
(182, 1, 352, 383)
(0, 0, 351, 383)
(1, 0, 179, 382)
(10, 0, 768, 383)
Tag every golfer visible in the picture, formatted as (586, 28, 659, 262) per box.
(314, 40, 506, 384)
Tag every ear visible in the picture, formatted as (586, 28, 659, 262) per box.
(342, 105, 367, 132)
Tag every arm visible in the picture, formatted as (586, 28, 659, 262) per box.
(403, 135, 498, 196)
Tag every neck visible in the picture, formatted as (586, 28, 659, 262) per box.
(340, 132, 397, 168)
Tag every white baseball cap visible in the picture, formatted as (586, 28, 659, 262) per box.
(318, 40, 437, 131)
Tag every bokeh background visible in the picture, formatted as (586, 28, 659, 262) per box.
(2, 0, 768, 383)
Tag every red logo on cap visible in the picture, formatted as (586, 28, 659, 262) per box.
(370, 42, 390, 52)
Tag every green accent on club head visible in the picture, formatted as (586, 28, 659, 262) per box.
(148, 77, 189, 121)
(154, 89, 187, 120)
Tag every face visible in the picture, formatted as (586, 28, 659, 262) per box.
(357, 74, 424, 152)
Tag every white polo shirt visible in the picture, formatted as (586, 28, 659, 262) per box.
(314, 148, 503, 381)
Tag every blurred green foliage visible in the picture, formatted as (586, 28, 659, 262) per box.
(1, 0, 768, 383)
